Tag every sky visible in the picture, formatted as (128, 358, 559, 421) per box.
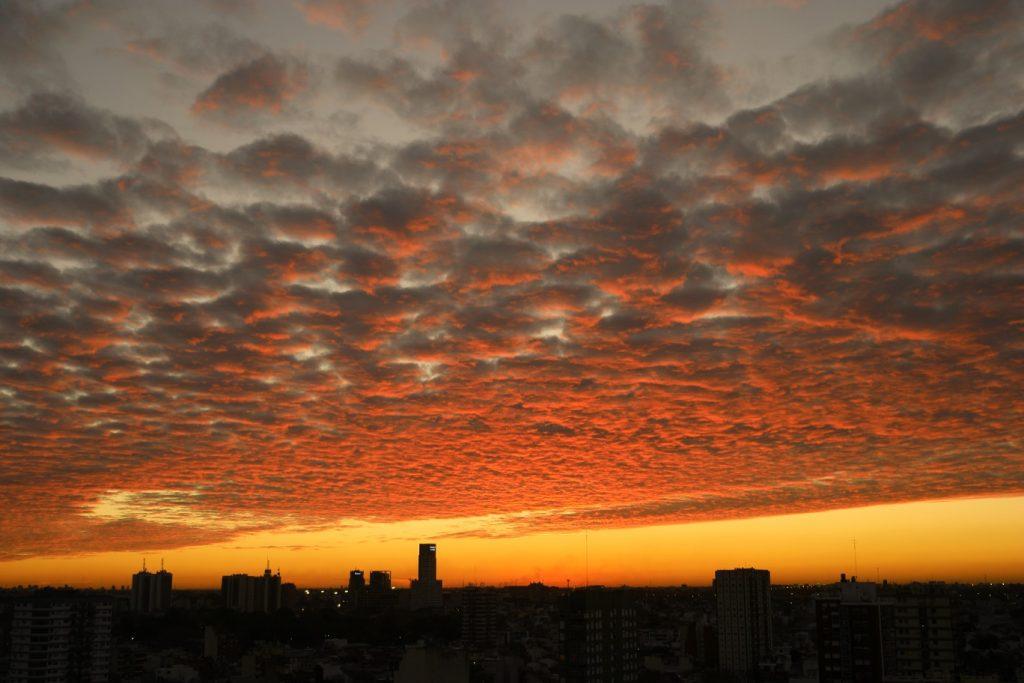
(0, 0, 1022, 588)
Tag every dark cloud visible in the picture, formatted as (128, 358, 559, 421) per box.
(0, 93, 176, 170)
(123, 23, 265, 77)
(192, 54, 313, 121)
(0, 0, 71, 94)
(842, 0, 1024, 126)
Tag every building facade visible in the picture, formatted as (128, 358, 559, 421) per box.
(6, 592, 112, 683)
(221, 567, 283, 613)
(715, 567, 773, 675)
(559, 587, 639, 683)
(410, 543, 443, 610)
(818, 577, 957, 682)
(461, 587, 499, 649)
(130, 564, 173, 614)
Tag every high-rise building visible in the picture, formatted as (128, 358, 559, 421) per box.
(410, 543, 443, 610)
(6, 591, 112, 683)
(347, 570, 366, 608)
(817, 577, 885, 683)
(130, 560, 173, 614)
(818, 576, 957, 683)
(559, 587, 639, 683)
(714, 567, 773, 675)
(418, 543, 437, 582)
(363, 570, 394, 612)
(462, 587, 498, 649)
(369, 570, 392, 592)
(221, 566, 283, 613)
(882, 583, 956, 681)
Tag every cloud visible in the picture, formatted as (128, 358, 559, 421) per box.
(0, 0, 71, 94)
(192, 54, 312, 121)
(0, 92, 176, 170)
(295, 0, 377, 33)
(0, 0, 1022, 560)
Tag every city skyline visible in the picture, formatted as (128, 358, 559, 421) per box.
(3, 495, 1023, 589)
(1, 0, 1023, 590)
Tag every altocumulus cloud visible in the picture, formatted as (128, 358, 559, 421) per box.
(0, 0, 1022, 559)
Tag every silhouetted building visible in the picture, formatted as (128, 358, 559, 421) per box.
(681, 613, 718, 669)
(369, 570, 391, 592)
(410, 543, 443, 610)
(6, 591, 112, 683)
(881, 583, 956, 681)
(361, 570, 394, 611)
(559, 587, 639, 682)
(129, 561, 172, 614)
(462, 587, 499, 649)
(346, 570, 366, 608)
(221, 566, 283, 613)
(819, 577, 957, 682)
(817, 577, 885, 683)
(715, 567, 772, 675)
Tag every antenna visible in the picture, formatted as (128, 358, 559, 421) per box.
(142, 557, 146, 571)
(585, 532, 589, 588)
(160, 558, 164, 571)
(852, 538, 858, 578)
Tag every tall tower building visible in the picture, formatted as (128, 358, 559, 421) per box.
(7, 591, 112, 683)
(363, 570, 394, 612)
(883, 582, 956, 681)
(462, 587, 499, 649)
(130, 560, 172, 614)
(410, 543, 443, 610)
(817, 576, 957, 682)
(714, 568, 773, 676)
(418, 543, 437, 582)
(559, 587, 639, 682)
(368, 570, 392, 592)
(817, 577, 885, 683)
(220, 565, 283, 613)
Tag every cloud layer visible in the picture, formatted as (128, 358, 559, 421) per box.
(0, 0, 1022, 560)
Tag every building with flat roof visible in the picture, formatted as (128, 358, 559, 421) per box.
(221, 566, 283, 613)
(130, 560, 172, 614)
(559, 587, 639, 682)
(714, 567, 773, 676)
(410, 543, 443, 610)
(6, 591, 112, 683)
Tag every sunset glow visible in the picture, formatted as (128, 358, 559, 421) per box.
(1, 0, 1023, 588)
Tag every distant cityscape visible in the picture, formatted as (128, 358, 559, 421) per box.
(1, 544, 1022, 682)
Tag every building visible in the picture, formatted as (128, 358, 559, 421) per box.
(362, 570, 394, 611)
(369, 570, 392, 592)
(221, 566, 283, 613)
(346, 570, 366, 608)
(559, 587, 639, 683)
(130, 560, 173, 614)
(410, 543, 443, 610)
(6, 591, 113, 683)
(817, 577, 886, 683)
(818, 577, 957, 682)
(882, 583, 956, 681)
(462, 587, 499, 649)
(714, 567, 773, 675)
